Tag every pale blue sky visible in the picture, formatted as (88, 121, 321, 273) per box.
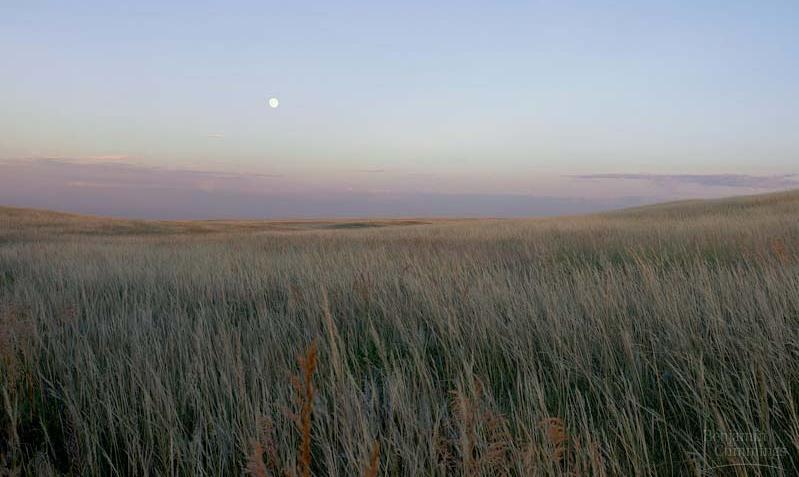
(1, 1, 798, 217)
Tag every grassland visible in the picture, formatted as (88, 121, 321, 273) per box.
(1, 190, 798, 475)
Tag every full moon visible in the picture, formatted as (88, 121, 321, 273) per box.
(268, 97, 279, 109)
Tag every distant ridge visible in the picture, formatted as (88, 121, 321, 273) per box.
(606, 188, 799, 219)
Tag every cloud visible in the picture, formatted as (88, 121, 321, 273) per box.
(205, 133, 225, 139)
(570, 173, 799, 189)
(25, 154, 132, 164)
(168, 168, 283, 179)
(0, 157, 283, 193)
(84, 154, 131, 161)
(351, 168, 385, 173)
(65, 180, 171, 190)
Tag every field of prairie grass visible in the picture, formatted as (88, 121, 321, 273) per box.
(1, 190, 799, 476)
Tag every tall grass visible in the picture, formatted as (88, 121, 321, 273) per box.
(1, 190, 798, 475)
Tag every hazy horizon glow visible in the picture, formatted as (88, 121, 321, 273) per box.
(2, 1, 798, 217)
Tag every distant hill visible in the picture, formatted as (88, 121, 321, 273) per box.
(606, 188, 799, 220)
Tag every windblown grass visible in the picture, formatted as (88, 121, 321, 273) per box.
(1, 189, 798, 475)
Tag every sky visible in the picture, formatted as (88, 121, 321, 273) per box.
(1, 1, 798, 218)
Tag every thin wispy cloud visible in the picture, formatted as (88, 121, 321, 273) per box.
(84, 154, 131, 162)
(174, 168, 283, 179)
(571, 173, 799, 189)
(0, 157, 283, 191)
(351, 169, 386, 173)
(205, 133, 225, 139)
(6, 156, 284, 179)
(65, 181, 173, 190)
(24, 154, 132, 164)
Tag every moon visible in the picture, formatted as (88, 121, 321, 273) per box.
(268, 97, 279, 109)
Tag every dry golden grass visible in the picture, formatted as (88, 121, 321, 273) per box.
(1, 189, 799, 475)
(246, 440, 268, 477)
(364, 440, 380, 477)
(293, 342, 317, 477)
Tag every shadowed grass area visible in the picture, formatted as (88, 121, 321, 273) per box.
(1, 190, 798, 475)
(325, 221, 431, 230)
